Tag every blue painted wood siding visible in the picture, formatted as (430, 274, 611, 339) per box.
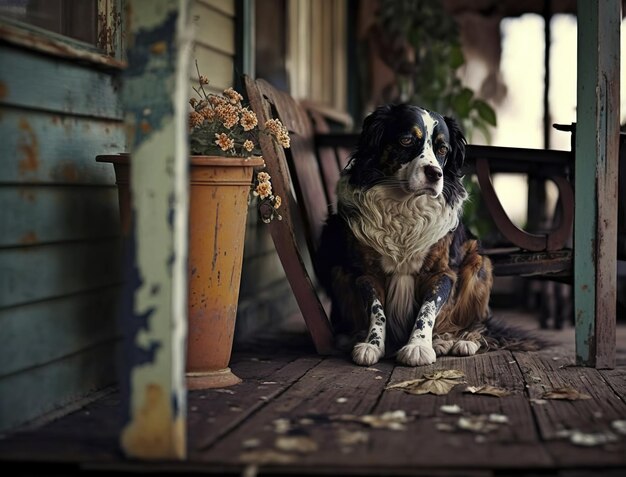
(0, 41, 126, 431)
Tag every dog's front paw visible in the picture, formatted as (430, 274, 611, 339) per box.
(396, 343, 436, 366)
(352, 342, 384, 366)
(450, 340, 480, 356)
(432, 338, 454, 357)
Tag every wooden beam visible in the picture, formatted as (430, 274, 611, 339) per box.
(575, 0, 620, 368)
(119, 0, 192, 458)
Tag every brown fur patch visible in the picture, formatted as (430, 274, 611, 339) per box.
(432, 239, 493, 336)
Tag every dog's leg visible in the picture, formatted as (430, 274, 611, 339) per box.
(449, 339, 480, 356)
(352, 277, 386, 366)
(432, 334, 454, 356)
(396, 276, 452, 366)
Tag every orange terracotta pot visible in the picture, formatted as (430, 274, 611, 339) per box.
(96, 154, 265, 390)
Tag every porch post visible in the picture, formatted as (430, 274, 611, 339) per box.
(119, 0, 192, 458)
(575, 0, 620, 368)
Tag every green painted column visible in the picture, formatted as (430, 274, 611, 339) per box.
(575, 0, 620, 368)
(119, 0, 192, 458)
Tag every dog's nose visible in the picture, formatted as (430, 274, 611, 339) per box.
(424, 165, 443, 183)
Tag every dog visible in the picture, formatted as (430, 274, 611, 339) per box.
(315, 103, 541, 366)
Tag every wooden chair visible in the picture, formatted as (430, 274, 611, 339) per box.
(244, 76, 623, 356)
(299, 100, 353, 213)
(244, 76, 335, 355)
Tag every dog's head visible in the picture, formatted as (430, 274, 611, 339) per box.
(346, 104, 466, 201)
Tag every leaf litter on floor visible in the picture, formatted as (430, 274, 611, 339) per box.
(464, 385, 511, 397)
(542, 386, 592, 401)
(386, 369, 465, 395)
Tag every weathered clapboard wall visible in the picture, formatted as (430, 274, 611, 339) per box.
(0, 40, 126, 430)
(189, 0, 298, 343)
(0, 0, 296, 434)
(190, 0, 235, 94)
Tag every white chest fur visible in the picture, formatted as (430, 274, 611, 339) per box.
(337, 179, 463, 274)
(337, 178, 464, 338)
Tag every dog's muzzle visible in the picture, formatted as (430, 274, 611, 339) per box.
(424, 165, 443, 183)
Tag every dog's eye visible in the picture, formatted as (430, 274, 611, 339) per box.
(399, 137, 413, 147)
(437, 145, 449, 156)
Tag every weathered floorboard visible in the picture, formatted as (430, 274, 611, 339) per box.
(1, 332, 625, 474)
(368, 352, 554, 469)
(514, 352, 626, 466)
(195, 356, 395, 470)
(188, 355, 323, 454)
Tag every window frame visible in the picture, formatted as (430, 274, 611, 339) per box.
(0, 0, 126, 69)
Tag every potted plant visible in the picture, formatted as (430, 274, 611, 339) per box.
(97, 63, 289, 389)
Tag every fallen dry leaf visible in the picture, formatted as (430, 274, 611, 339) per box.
(387, 370, 465, 396)
(239, 450, 296, 464)
(456, 414, 509, 434)
(542, 386, 591, 401)
(214, 389, 236, 395)
(457, 416, 499, 433)
(488, 413, 509, 424)
(427, 369, 465, 380)
(464, 385, 511, 397)
(272, 418, 292, 434)
(337, 428, 369, 446)
(565, 430, 619, 447)
(275, 436, 318, 453)
(611, 420, 626, 436)
(241, 438, 261, 449)
(440, 404, 462, 414)
(332, 410, 413, 430)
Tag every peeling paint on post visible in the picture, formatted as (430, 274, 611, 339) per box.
(575, 0, 619, 368)
(119, 0, 192, 459)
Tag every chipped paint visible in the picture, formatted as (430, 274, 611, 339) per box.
(120, 0, 192, 460)
(19, 231, 38, 245)
(150, 41, 167, 54)
(18, 118, 39, 174)
(59, 163, 79, 182)
(140, 119, 152, 134)
(574, 0, 619, 368)
(0, 81, 7, 100)
(97, 0, 124, 58)
(120, 383, 185, 458)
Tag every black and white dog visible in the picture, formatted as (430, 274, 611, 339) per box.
(315, 103, 539, 366)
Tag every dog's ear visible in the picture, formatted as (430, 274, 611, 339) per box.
(358, 104, 391, 153)
(444, 116, 466, 174)
(347, 104, 392, 187)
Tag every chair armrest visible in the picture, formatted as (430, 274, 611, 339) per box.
(466, 145, 574, 252)
(464, 145, 573, 176)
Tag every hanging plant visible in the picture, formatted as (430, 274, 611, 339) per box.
(376, 0, 497, 143)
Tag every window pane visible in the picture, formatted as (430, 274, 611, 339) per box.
(0, 0, 97, 45)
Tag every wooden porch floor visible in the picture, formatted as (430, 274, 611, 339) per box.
(1, 308, 626, 476)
